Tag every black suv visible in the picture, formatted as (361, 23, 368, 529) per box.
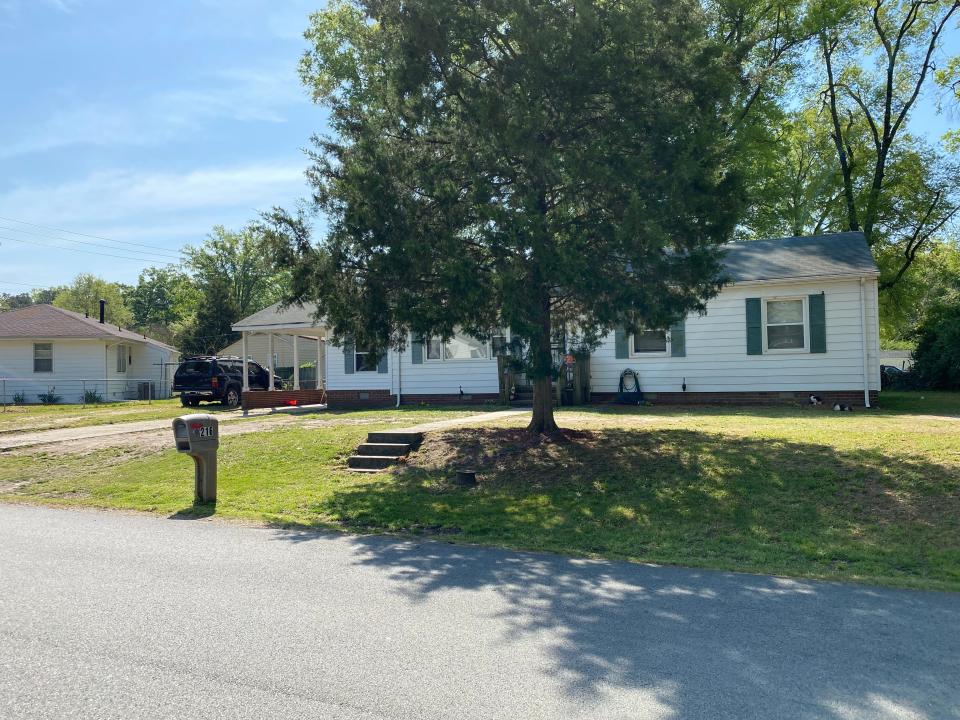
(173, 356, 282, 408)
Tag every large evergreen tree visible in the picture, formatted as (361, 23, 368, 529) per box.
(265, 0, 746, 432)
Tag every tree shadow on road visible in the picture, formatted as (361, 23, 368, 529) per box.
(265, 425, 959, 717)
(269, 526, 958, 718)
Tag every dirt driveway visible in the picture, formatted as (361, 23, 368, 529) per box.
(0, 410, 310, 457)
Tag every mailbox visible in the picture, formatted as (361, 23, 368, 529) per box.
(172, 414, 219, 504)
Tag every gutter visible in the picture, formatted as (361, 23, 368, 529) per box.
(859, 277, 872, 408)
(729, 271, 881, 287)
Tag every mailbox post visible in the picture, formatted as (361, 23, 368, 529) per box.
(172, 414, 219, 504)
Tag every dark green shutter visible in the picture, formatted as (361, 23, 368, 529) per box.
(411, 336, 424, 364)
(670, 319, 686, 357)
(377, 352, 388, 373)
(343, 338, 355, 374)
(809, 293, 826, 353)
(745, 298, 762, 355)
(614, 327, 628, 359)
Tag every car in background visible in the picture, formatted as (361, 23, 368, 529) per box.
(880, 364, 915, 390)
(173, 356, 283, 408)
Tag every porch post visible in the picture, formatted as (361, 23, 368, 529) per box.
(268, 333, 275, 391)
(293, 335, 300, 390)
(317, 338, 323, 388)
(241, 332, 249, 392)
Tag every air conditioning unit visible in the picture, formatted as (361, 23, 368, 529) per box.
(137, 381, 156, 400)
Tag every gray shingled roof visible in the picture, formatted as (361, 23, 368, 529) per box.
(232, 302, 323, 331)
(721, 231, 878, 282)
(0, 304, 176, 351)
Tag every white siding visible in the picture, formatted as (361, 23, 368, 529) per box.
(326, 343, 392, 391)
(0, 338, 107, 403)
(591, 277, 881, 394)
(0, 338, 177, 403)
(324, 276, 881, 399)
(394, 342, 499, 397)
(326, 338, 500, 396)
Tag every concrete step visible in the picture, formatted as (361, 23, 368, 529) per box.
(357, 442, 412, 457)
(366, 431, 423, 446)
(347, 455, 404, 470)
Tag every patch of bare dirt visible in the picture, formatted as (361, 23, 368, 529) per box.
(404, 427, 608, 487)
(5, 416, 299, 459)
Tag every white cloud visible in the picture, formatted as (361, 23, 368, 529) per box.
(0, 162, 307, 227)
(0, 0, 79, 24)
(1, 66, 307, 159)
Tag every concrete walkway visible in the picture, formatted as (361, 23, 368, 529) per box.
(402, 409, 528, 433)
(1, 504, 957, 719)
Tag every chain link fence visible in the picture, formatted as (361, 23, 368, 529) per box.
(0, 377, 171, 408)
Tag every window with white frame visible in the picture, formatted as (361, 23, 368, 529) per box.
(425, 333, 490, 361)
(764, 298, 806, 350)
(33, 343, 53, 373)
(631, 329, 668, 355)
(116, 344, 128, 373)
(354, 348, 378, 372)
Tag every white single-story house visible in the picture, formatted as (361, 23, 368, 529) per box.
(0, 304, 179, 404)
(233, 232, 881, 408)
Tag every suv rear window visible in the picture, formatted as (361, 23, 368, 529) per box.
(175, 361, 213, 377)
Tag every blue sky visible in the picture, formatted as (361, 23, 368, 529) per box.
(0, 0, 323, 291)
(0, 0, 957, 295)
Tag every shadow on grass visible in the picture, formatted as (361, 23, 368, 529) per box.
(168, 501, 216, 520)
(266, 426, 958, 714)
(307, 428, 958, 568)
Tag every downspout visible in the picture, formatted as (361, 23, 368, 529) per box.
(859, 277, 871, 408)
(395, 347, 402, 408)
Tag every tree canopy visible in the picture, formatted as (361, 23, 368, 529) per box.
(264, 0, 747, 432)
(52, 274, 133, 327)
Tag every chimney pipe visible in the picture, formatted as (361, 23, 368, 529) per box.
(99, 299, 106, 324)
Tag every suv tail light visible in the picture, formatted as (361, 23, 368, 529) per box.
(211, 376, 219, 390)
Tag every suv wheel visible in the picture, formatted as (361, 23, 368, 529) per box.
(223, 386, 240, 408)
(180, 395, 191, 408)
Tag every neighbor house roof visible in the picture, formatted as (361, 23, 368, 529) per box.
(231, 301, 324, 333)
(0, 304, 176, 352)
(721, 231, 878, 282)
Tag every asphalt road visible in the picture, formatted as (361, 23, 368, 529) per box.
(0, 505, 956, 719)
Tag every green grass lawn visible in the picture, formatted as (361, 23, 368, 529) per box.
(2, 394, 958, 591)
(0, 398, 191, 433)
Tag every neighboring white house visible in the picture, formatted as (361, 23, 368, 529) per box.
(231, 232, 882, 407)
(0, 304, 179, 404)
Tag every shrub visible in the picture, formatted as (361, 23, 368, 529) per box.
(38, 389, 62, 405)
(83, 389, 103, 404)
(12, 392, 26, 405)
(912, 303, 960, 390)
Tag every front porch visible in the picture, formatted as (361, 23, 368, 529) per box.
(230, 302, 328, 411)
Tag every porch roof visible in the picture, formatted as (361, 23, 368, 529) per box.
(231, 302, 327, 336)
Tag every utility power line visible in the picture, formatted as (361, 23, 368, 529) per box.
(0, 223, 182, 262)
(0, 225, 180, 262)
(0, 215, 187, 258)
(0, 233, 181, 265)
(0, 278, 51, 290)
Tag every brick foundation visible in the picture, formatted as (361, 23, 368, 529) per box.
(241, 389, 327, 411)
(325, 389, 393, 408)
(590, 390, 879, 407)
(398, 393, 500, 405)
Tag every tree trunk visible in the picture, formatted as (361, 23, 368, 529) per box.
(529, 374, 559, 434)
(527, 301, 559, 435)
